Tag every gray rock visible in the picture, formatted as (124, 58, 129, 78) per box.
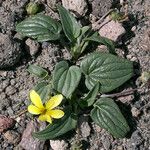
(0, 79, 10, 92)
(131, 107, 141, 117)
(90, 0, 113, 18)
(19, 120, 46, 150)
(79, 116, 91, 138)
(0, 33, 22, 69)
(62, 0, 88, 18)
(7, 107, 14, 116)
(98, 17, 126, 42)
(50, 140, 68, 150)
(25, 38, 40, 56)
(10, 79, 16, 86)
(0, 71, 7, 77)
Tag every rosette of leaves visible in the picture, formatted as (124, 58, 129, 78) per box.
(18, 5, 134, 140)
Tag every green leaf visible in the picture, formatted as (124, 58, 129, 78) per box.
(33, 109, 77, 140)
(70, 26, 91, 59)
(28, 65, 48, 78)
(52, 61, 81, 98)
(84, 32, 116, 54)
(57, 5, 81, 42)
(81, 52, 133, 93)
(33, 82, 51, 103)
(79, 83, 99, 108)
(80, 26, 91, 38)
(91, 98, 130, 138)
(16, 14, 62, 42)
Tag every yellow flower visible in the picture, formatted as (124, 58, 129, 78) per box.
(28, 90, 64, 123)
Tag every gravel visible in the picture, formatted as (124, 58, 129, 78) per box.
(3, 130, 21, 145)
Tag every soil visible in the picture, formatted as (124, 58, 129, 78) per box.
(0, 0, 150, 150)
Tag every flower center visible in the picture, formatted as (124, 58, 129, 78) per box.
(41, 108, 47, 115)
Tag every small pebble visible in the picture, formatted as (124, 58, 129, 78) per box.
(131, 107, 141, 117)
(7, 107, 14, 116)
(131, 26, 137, 32)
(79, 116, 91, 138)
(0, 115, 15, 132)
(98, 17, 126, 42)
(25, 38, 40, 56)
(50, 140, 68, 150)
(0, 71, 7, 77)
(5, 86, 17, 95)
(3, 130, 21, 145)
(116, 145, 123, 150)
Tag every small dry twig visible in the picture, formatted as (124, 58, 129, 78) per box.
(100, 87, 149, 98)
(12, 109, 28, 119)
(92, 9, 114, 30)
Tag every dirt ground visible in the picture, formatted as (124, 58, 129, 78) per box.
(0, 0, 150, 150)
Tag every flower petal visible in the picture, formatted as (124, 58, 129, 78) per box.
(28, 105, 43, 115)
(46, 94, 63, 109)
(38, 114, 52, 123)
(30, 90, 44, 109)
(47, 109, 64, 119)
(45, 99, 55, 109)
